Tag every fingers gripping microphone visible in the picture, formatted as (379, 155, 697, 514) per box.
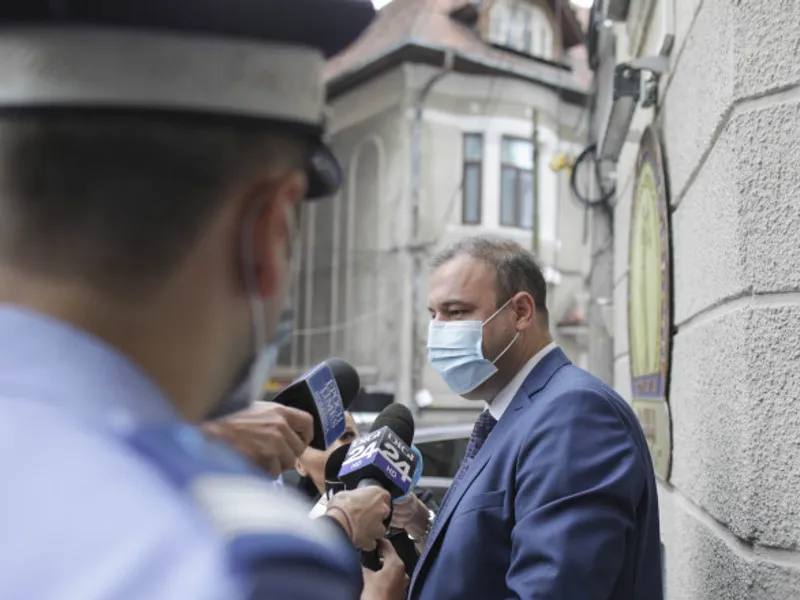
(337, 404, 418, 570)
(387, 446, 425, 576)
(394, 445, 424, 503)
(272, 358, 360, 450)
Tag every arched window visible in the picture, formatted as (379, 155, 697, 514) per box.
(488, 1, 555, 60)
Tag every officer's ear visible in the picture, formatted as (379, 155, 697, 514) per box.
(243, 171, 306, 298)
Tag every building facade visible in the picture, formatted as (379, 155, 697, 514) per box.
(590, 0, 800, 597)
(276, 0, 596, 423)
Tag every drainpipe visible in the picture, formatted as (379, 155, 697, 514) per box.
(406, 51, 455, 411)
(531, 108, 540, 255)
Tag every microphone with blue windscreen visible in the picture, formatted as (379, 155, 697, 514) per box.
(272, 358, 360, 450)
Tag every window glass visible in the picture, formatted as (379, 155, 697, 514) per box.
(489, 3, 509, 43)
(519, 170, 535, 230)
(490, 1, 555, 60)
(464, 133, 483, 161)
(463, 164, 481, 224)
(502, 138, 534, 169)
(462, 134, 483, 225)
(500, 166, 517, 226)
(539, 19, 553, 59)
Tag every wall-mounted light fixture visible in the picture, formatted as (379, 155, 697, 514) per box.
(597, 55, 669, 166)
(597, 63, 640, 164)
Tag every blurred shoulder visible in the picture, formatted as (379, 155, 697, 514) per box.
(0, 399, 237, 598)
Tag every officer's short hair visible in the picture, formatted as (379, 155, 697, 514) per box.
(0, 114, 309, 295)
(431, 235, 549, 322)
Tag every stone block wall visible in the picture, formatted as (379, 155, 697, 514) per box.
(606, 0, 800, 597)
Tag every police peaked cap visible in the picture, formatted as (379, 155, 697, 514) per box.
(0, 0, 376, 198)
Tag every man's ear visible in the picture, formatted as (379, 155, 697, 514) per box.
(512, 293, 537, 331)
(245, 171, 306, 298)
(295, 460, 307, 477)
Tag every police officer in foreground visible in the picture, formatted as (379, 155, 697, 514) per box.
(0, 2, 406, 599)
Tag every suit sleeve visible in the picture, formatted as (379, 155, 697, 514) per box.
(507, 388, 646, 600)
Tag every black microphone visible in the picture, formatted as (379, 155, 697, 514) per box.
(272, 358, 360, 450)
(324, 443, 351, 497)
(326, 441, 423, 576)
(337, 403, 418, 570)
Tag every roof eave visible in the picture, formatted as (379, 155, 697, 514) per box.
(326, 41, 590, 105)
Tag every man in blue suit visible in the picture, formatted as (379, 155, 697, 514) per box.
(395, 236, 663, 600)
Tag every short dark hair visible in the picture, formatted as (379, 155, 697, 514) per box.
(431, 235, 549, 318)
(0, 113, 309, 296)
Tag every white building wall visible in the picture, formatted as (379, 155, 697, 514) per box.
(602, 0, 800, 597)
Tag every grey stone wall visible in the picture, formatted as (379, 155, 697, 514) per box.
(605, 0, 800, 597)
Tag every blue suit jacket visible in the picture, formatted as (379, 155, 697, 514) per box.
(409, 349, 663, 600)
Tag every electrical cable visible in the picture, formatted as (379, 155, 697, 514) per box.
(569, 143, 614, 208)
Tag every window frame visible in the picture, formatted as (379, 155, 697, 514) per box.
(461, 132, 484, 225)
(489, 0, 555, 60)
(499, 135, 536, 230)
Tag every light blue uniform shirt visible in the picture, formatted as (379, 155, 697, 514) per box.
(0, 306, 356, 599)
(0, 306, 241, 598)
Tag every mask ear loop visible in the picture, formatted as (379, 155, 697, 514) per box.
(240, 200, 267, 358)
(239, 199, 300, 403)
(491, 332, 519, 365)
(482, 296, 514, 326)
(483, 295, 520, 365)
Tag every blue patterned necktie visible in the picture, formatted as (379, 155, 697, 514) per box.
(436, 410, 498, 517)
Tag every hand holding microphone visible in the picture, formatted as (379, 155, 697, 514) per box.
(388, 443, 430, 541)
(390, 493, 431, 542)
(270, 358, 360, 451)
(321, 443, 391, 551)
(326, 486, 392, 551)
(335, 404, 419, 570)
(201, 402, 313, 476)
(204, 358, 360, 475)
(361, 539, 409, 600)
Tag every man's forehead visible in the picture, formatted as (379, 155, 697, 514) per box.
(429, 255, 495, 304)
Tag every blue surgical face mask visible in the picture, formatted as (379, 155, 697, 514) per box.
(427, 298, 519, 396)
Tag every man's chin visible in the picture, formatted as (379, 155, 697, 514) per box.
(460, 375, 504, 403)
(460, 387, 490, 402)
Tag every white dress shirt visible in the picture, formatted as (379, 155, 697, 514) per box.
(309, 492, 331, 518)
(486, 342, 558, 420)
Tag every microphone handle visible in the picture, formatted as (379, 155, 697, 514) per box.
(361, 548, 382, 571)
(356, 478, 392, 571)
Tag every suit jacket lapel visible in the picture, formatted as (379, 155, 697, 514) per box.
(409, 390, 526, 597)
(409, 348, 572, 598)
(520, 347, 570, 398)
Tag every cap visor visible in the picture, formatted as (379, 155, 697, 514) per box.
(306, 142, 342, 200)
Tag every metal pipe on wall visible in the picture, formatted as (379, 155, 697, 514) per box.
(407, 51, 455, 409)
